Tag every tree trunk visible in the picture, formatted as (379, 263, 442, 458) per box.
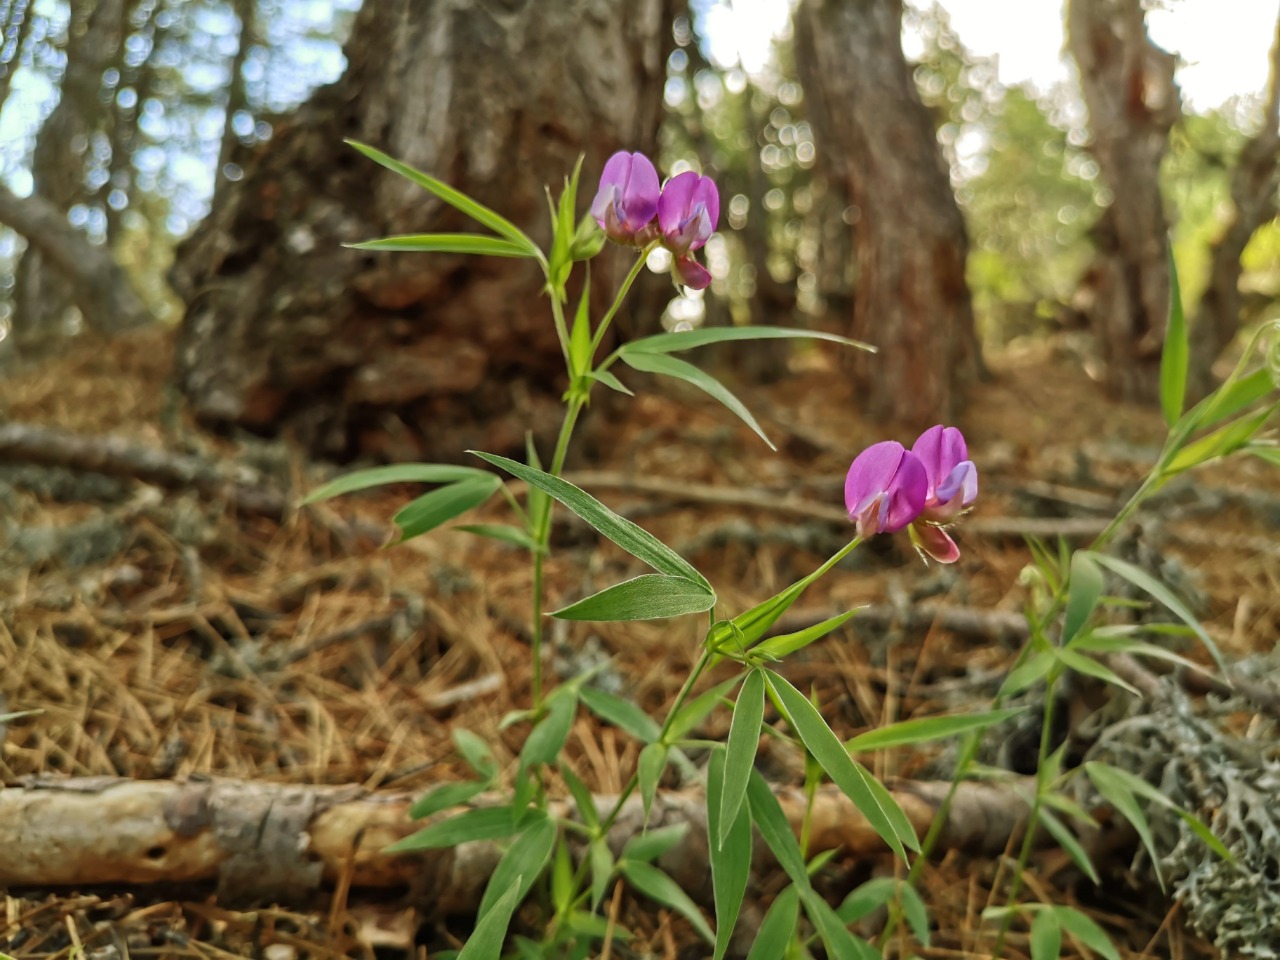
(171, 0, 672, 461)
(13, 0, 135, 348)
(1068, 0, 1180, 403)
(793, 0, 981, 428)
(1186, 12, 1280, 400)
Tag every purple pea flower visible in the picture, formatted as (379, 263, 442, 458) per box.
(907, 425, 979, 564)
(844, 441, 927, 541)
(591, 151, 661, 246)
(658, 170, 719, 290)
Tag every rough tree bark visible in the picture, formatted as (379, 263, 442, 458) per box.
(793, 0, 981, 428)
(1186, 11, 1280, 400)
(1068, 0, 1181, 403)
(171, 0, 672, 461)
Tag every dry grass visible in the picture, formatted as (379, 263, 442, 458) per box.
(1, 328, 1273, 958)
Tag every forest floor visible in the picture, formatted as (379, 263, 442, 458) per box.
(1, 325, 1278, 959)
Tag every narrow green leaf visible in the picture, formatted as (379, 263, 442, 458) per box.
(1000, 649, 1056, 697)
(765, 670, 915, 857)
(1088, 552, 1226, 672)
(1071, 632, 1199, 671)
(393, 475, 502, 541)
(844, 708, 1023, 753)
(588, 369, 634, 396)
(802, 890, 879, 960)
(560, 762, 600, 830)
(1180, 367, 1275, 433)
(753, 609, 860, 661)
(455, 523, 544, 553)
(622, 325, 874, 356)
(1030, 907, 1063, 960)
(837, 877, 896, 923)
(569, 277, 593, 377)
(620, 860, 714, 944)
(621, 351, 775, 450)
(565, 910, 630, 940)
(520, 692, 577, 769)
(1063, 551, 1104, 645)
(1037, 808, 1099, 884)
(410, 780, 488, 820)
(899, 883, 931, 947)
(1160, 245, 1188, 427)
(553, 574, 716, 622)
(1166, 405, 1277, 474)
(346, 140, 536, 253)
(1039, 790, 1100, 828)
(551, 837, 574, 914)
(622, 823, 689, 864)
(1084, 761, 1165, 889)
(478, 818, 557, 918)
(708, 576, 816, 653)
(1051, 906, 1121, 960)
(302, 463, 493, 504)
(637, 741, 667, 822)
(706, 750, 752, 960)
(1053, 647, 1141, 696)
(455, 873, 525, 960)
(347, 233, 532, 257)
(387, 806, 525, 853)
(746, 769, 810, 888)
(744, 886, 800, 960)
(471, 452, 709, 588)
(454, 729, 498, 779)
(720, 670, 765, 849)
(589, 836, 614, 911)
(665, 676, 742, 743)
(1083, 761, 1232, 861)
(580, 687, 661, 743)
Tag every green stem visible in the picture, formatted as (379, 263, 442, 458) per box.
(529, 397, 585, 712)
(992, 669, 1061, 958)
(589, 246, 655, 360)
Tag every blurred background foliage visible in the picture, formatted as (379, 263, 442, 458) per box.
(0, 0, 1277, 364)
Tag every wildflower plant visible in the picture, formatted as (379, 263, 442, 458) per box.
(306, 142, 1280, 960)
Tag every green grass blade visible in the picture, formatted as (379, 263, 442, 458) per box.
(392, 475, 502, 541)
(622, 351, 775, 450)
(706, 749, 752, 960)
(302, 463, 493, 504)
(471, 451, 709, 587)
(720, 670, 765, 849)
(620, 860, 714, 944)
(622, 325, 875, 355)
(580, 687, 662, 743)
(346, 140, 536, 253)
(552, 574, 716, 622)
(844, 708, 1023, 752)
(347, 233, 533, 257)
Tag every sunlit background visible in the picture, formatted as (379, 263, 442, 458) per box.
(1, 0, 1277, 347)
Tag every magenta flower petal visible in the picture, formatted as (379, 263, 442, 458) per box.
(591, 151, 660, 244)
(673, 255, 712, 290)
(658, 171, 719, 255)
(910, 522, 961, 564)
(844, 441, 927, 538)
(911, 424, 977, 518)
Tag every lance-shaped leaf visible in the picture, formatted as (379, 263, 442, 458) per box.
(553, 574, 715, 622)
(346, 140, 537, 254)
(347, 233, 531, 257)
(302, 463, 494, 503)
(619, 860, 714, 944)
(744, 885, 799, 960)
(1030, 908, 1062, 960)
(471, 452, 709, 587)
(455, 523, 544, 553)
(1063, 550, 1104, 645)
(753, 609, 861, 661)
(477, 817, 557, 918)
(719, 670, 765, 849)
(1166, 405, 1278, 474)
(844, 708, 1023, 753)
(621, 325, 875, 355)
(706, 749, 752, 960)
(621, 351, 775, 450)
(1088, 552, 1226, 672)
(764, 670, 916, 858)
(387, 806, 529, 853)
(393, 475, 502, 540)
(579, 687, 661, 743)
(622, 823, 689, 864)
(456, 875, 525, 960)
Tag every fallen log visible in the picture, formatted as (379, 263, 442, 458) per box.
(0, 775, 1031, 909)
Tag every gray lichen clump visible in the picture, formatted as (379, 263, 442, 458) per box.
(1087, 674, 1280, 958)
